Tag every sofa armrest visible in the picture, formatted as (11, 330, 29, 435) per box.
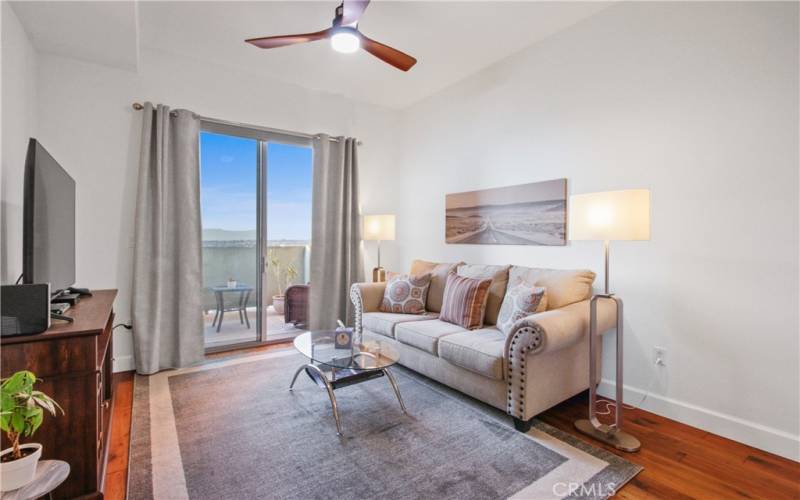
(503, 298, 617, 419)
(350, 282, 387, 334)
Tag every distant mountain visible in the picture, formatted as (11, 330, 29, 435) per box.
(202, 228, 309, 246)
(203, 228, 257, 241)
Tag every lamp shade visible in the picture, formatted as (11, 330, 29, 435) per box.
(363, 214, 396, 241)
(569, 189, 650, 241)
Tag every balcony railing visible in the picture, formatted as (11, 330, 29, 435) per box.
(201, 241, 308, 311)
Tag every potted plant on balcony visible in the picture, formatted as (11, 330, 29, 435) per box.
(268, 250, 298, 315)
(1, 371, 62, 491)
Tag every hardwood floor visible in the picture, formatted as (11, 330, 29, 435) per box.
(537, 395, 800, 499)
(105, 371, 133, 500)
(105, 344, 800, 499)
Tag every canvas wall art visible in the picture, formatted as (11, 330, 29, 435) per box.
(445, 178, 567, 245)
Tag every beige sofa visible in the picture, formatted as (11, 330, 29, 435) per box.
(350, 260, 616, 431)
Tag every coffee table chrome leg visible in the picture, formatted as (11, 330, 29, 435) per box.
(322, 379, 343, 436)
(291, 363, 343, 435)
(383, 368, 407, 414)
(288, 365, 306, 391)
(306, 364, 343, 435)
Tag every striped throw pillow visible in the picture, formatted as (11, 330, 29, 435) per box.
(439, 274, 493, 330)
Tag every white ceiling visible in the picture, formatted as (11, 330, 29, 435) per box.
(11, 1, 139, 71)
(11, 1, 612, 109)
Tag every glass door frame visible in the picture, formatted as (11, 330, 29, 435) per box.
(201, 119, 312, 353)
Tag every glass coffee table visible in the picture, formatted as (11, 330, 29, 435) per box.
(290, 330, 406, 435)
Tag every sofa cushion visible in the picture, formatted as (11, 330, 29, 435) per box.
(456, 264, 511, 325)
(395, 319, 466, 356)
(379, 273, 432, 314)
(508, 266, 596, 310)
(439, 328, 506, 380)
(361, 312, 437, 338)
(409, 260, 462, 313)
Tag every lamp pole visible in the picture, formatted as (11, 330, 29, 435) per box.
(574, 239, 641, 452)
(372, 239, 386, 282)
(604, 239, 610, 294)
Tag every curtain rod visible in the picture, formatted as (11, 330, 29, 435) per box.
(131, 102, 361, 145)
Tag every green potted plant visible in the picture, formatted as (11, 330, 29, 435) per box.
(0, 371, 62, 491)
(268, 250, 298, 315)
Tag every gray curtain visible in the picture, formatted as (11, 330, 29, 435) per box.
(131, 103, 204, 375)
(309, 136, 364, 330)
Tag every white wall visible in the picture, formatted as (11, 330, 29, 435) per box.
(1, 2, 38, 283)
(33, 47, 399, 373)
(387, 2, 799, 459)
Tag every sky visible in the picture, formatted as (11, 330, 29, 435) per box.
(199, 131, 312, 241)
(445, 178, 566, 209)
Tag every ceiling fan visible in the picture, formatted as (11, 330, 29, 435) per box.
(245, 0, 417, 71)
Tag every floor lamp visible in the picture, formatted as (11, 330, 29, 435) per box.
(568, 189, 650, 453)
(363, 214, 395, 282)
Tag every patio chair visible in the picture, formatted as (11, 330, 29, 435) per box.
(285, 284, 309, 327)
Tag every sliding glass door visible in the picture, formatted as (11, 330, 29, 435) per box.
(200, 123, 312, 351)
(200, 131, 260, 349)
(264, 142, 312, 341)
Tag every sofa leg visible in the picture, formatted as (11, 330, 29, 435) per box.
(513, 417, 533, 433)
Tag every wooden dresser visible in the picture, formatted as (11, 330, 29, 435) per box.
(1, 289, 117, 499)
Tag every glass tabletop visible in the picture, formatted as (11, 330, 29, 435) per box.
(293, 330, 400, 371)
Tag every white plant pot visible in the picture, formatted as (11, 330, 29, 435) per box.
(1, 443, 42, 492)
(272, 295, 285, 315)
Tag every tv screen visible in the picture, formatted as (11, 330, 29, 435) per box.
(22, 138, 75, 294)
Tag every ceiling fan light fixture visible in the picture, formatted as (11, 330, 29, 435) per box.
(330, 29, 360, 53)
(246, 0, 416, 71)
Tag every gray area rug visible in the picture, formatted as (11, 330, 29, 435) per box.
(128, 349, 641, 499)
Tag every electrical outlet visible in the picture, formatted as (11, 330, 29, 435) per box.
(653, 346, 667, 367)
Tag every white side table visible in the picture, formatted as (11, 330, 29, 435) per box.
(1, 461, 69, 500)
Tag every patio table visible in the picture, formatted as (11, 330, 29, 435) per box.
(211, 285, 253, 332)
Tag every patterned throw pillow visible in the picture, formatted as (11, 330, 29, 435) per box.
(496, 283, 547, 335)
(379, 273, 432, 314)
(439, 274, 493, 330)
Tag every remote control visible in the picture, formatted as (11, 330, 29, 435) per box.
(50, 303, 70, 314)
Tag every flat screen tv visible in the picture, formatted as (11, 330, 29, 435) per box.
(22, 138, 76, 295)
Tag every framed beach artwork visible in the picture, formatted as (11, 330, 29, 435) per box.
(445, 178, 567, 245)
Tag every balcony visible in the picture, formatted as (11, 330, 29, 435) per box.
(202, 242, 309, 348)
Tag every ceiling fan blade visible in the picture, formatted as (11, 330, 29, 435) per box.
(245, 29, 331, 49)
(341, 0, 370, 26)
(359, 34, 417, 71)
